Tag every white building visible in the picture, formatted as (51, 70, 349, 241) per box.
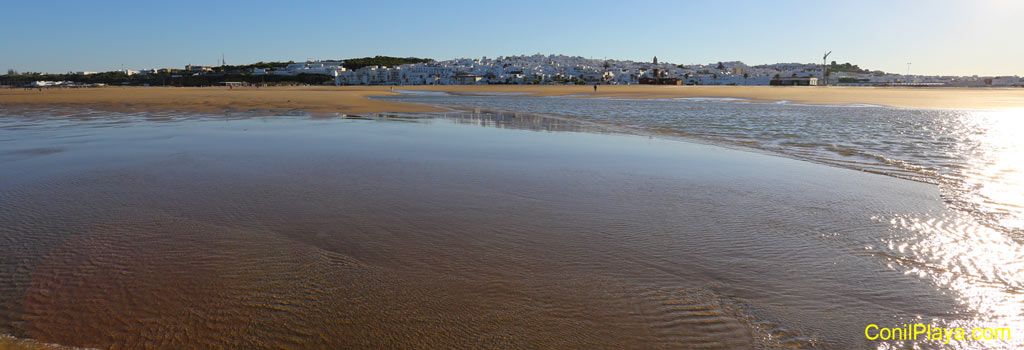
(247, 54, 1010, 87)
(273, 61, 346, 76)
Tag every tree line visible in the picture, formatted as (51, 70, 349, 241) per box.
(0, 71, 334, 87)
(212, 56, 433, 72)
(828, 61, 870, 73)
(2, 56, 433, 87)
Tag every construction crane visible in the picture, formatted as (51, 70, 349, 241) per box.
(822, 51, 831, 86)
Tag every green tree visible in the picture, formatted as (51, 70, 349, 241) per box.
(339, 56, 433, 70)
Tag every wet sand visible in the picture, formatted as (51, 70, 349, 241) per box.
(404, 85, 1024, 110)
(3, 107, 1014, 349)
(2, 85, 1024, 114)
(0, 86, 445, 115)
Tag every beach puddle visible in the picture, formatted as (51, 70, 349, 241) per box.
(1, 106, 1020, 349)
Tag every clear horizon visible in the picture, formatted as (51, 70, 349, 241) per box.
(3, 0, 1022, 76)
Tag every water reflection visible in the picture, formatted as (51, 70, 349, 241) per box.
(872, 109, 1024, 350)
(956, 110, 1024, 233)
(2, 103, 1022, 349)
(381, 94, 1024, 234)
(874, 211, 1023, 349)
(367, 108, 612, 134)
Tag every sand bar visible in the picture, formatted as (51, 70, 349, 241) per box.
(0, 86, 446, 115)
(3, 85, 1024, 114)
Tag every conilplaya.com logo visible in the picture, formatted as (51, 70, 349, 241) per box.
(866, 324, 1011, 345)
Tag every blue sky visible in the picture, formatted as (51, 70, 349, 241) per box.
(3, 0, 1021, 76)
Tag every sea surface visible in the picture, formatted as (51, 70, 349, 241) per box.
(1, 99, 1022, 349)
(382, 92, 1024, 236)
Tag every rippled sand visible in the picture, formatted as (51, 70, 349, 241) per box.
(1, 107, 1020, 349)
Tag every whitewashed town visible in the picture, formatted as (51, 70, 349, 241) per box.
(12, 54, 1024, 88)
(255, 54, 1023, 87)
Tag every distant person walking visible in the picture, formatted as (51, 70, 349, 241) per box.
(593, 84, 598, 92)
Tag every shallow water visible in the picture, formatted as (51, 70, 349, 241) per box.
(0, 106, 1021, 349)
(379, 93, 1024, 236)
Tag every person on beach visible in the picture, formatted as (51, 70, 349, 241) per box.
(593, 84, 598, 92)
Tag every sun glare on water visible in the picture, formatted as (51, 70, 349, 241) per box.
(961, 109, 1024, 231)
(874, 108, 1024, 349)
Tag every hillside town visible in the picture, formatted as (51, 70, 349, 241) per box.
(270, 54, 1022, 87)
(7, 54, 1023, 88)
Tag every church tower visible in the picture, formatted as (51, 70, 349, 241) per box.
(653, 56, 658, 65)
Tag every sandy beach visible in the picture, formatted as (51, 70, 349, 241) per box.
(3, 90, 1023, 349)
(0, 86, 446, 115)
(405, 85, 1024, 110)
(0, 107, 987, 349)
(9, 0, 1024, 348)
(2, 85, 1024, 114)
